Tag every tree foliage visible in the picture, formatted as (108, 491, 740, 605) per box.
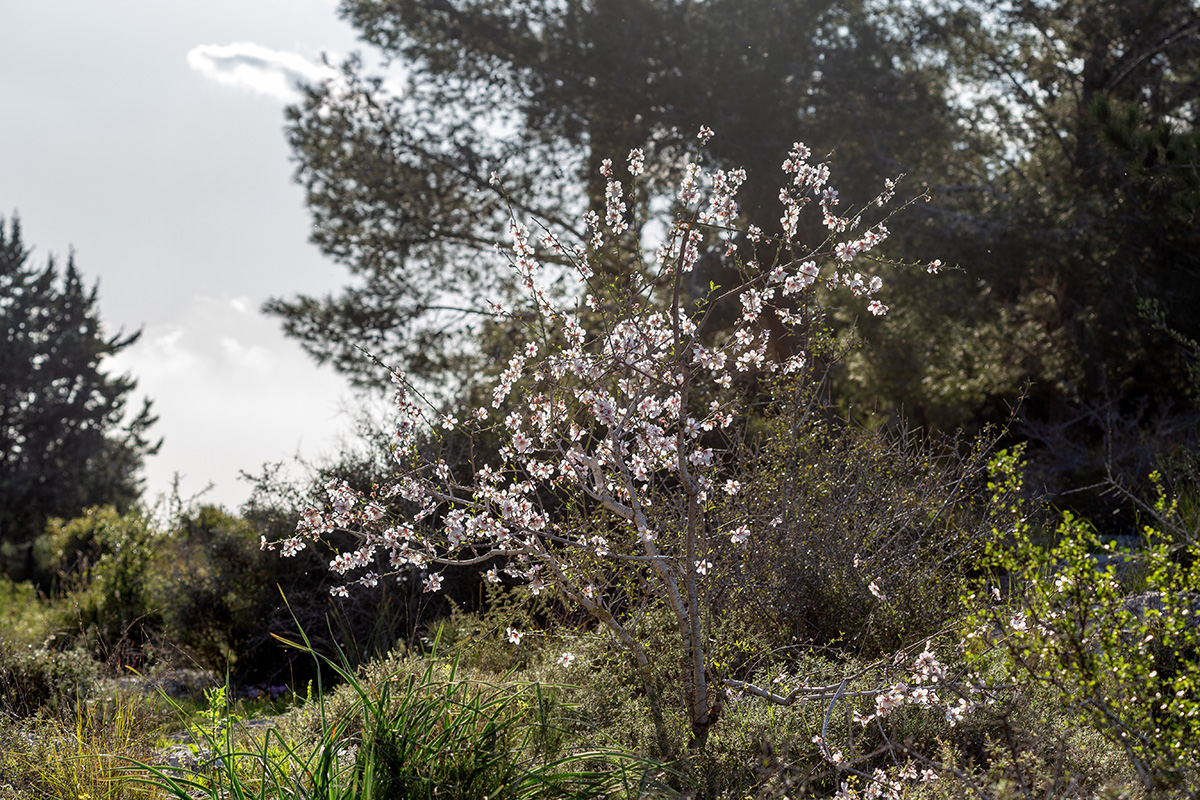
(850, 0, 1200, 431)
(275, 0, 1200, 508)
(0, 215, 158, 577)
(271, 0, 958, 391)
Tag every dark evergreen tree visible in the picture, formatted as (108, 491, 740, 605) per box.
(271, 0, 1198, 512)
(865, 0, 1200, 504)
(836, 0, 1200, 507)
(0, 215, 159, 578)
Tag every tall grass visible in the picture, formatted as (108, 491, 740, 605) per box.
(1, 690, 164, 800)
(127, 624, 676, 799)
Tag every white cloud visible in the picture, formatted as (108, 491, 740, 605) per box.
(134, 326, 199, 379)
(220, 335, 272, 370)
(186, 42, 337, 103)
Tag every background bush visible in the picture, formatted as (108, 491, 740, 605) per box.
(0, 639, 98, 717)
(715, 383, 1005, 657)
(40, 505, 161, 667)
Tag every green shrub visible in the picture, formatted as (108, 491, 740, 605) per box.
(148, 507, 277, 677)
(42, 506, 162, 661)
(35, 503, 372, 684)
(0, 638, 100, 717)
(0, 577, 56, 648)
(955, 447, 1200, 797)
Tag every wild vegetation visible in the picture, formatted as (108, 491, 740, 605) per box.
(3, 0, 1199, 796)
(3, 455, 1200, 797)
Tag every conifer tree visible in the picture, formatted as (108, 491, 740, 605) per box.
(271, 0, 957, 390)
(0, 215, 158, 577)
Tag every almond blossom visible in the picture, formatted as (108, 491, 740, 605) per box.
(270, 131, 944, 760)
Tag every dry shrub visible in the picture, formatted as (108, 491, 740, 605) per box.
(716, 388, 1004, 657)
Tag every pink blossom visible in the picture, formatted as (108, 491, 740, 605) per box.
(263, 132, 948, 758)
(627, 148, 645, 176)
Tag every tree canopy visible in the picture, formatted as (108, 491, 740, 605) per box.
(0, 215, 158, 577)
(842, 0, 1200, 487)
(275, 0, 1200, 504)
(271, 0, 960, 391)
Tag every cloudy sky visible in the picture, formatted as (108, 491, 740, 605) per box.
(1, 1, 382, 509)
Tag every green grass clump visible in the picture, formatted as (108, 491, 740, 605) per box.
(130, 625, 675, 800)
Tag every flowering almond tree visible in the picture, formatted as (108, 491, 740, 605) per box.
(268, 129, 961, 763)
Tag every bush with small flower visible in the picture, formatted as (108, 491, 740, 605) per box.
(955, 448, 1200, 796)
(267, 128, 971, 768)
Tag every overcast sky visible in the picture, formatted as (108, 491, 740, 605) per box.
(1, 1, 381, 510)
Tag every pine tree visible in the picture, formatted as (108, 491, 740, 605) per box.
(0, 215, 159, 578)
(270, 0, 959, 391)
